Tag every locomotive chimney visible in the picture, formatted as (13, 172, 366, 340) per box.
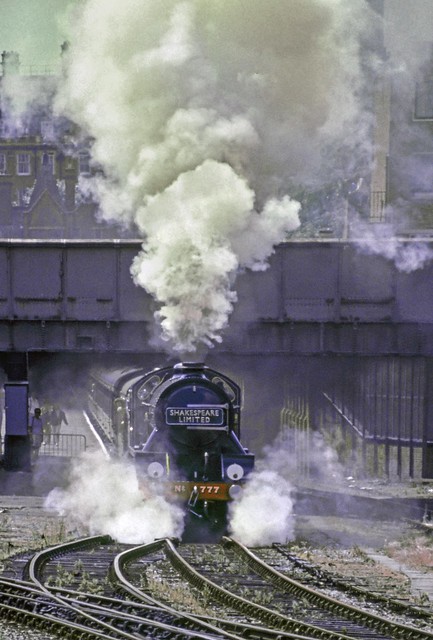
(175, 362, 205, 372)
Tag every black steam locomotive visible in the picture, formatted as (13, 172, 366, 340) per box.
(87, 362, 254, 534)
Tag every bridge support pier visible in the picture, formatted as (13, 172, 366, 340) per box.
(3, 353, 28, 381)
(423, 359, 433, 479)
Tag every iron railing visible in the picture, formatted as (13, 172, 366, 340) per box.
(280, 356, 433, 481)
(369, 190, 387, 221)
(39, 433, 86, 458)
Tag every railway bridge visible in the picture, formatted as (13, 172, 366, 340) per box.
(0, 237, 431, 358)
(1, 237, 433, 480)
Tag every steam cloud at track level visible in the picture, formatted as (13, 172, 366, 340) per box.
(45, 451, 185, 544)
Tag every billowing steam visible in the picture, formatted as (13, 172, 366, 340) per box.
(228, 469, 295, 547)
(54, 0, 375, 351)
(0, 74, 56, 137)
(353, 220, 433, 273)
(228, 429, 344, 546)
(45, 451, 185, 543)
(130, 161, 300, 350)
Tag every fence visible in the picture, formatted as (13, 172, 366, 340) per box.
(280, 397, 311, 478)
(39, 433, 87, 458)
(369, 190, 387, 221)
(280, 356, 433, 481)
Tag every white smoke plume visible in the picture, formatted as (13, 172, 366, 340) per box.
(352, 219, 433, 272)
(54, 0, 376, 352)
(228, 469, 295, 547)
(45, 451, 185, 543)
(228, 429, 344, 547)
(0, 72, 57, 137)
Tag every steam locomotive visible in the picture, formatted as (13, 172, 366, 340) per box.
(87, 362, 254, 535)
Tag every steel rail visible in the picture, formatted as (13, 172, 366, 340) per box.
(166, 540, 364, 640)
(0, 574, 226, 640)
(111, 539, 327, 640)
(23, 534, 113, 582)
(50, 580, 322, 640)
(223, 536, 433, 640)
(24, 534, 181, 640)
(163, 538, 356, 640)
(0, 602, 122, 640)
(272, 543, 433, 621)
(0, 579, 119, 639)
(111, 538, 247, 640)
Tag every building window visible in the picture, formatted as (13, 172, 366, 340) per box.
(0, 154, 6, 175)
(41, 152, 55, 174)
(78, 151, 90, 174)
(16, 152, 31, 175)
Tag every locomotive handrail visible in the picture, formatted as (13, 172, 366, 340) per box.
(186, 425, 229, 431)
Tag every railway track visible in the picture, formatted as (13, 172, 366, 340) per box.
(271, 543, 433, 622)
(1, 536, 237, 639)
(2, 535, 433, 639)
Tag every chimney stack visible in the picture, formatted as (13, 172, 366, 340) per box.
(60, 41, 70, 75)
(1, 51, 20, 76)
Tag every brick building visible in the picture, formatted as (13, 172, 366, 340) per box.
(0, 49, 131, 239)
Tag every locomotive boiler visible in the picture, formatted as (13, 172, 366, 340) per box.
(87, 362, 254, 534)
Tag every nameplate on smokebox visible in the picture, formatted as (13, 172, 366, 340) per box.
(166, 406, 224, 425)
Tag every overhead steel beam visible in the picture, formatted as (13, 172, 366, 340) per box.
(0, 238, 431, 355)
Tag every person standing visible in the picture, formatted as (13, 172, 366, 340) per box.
(41, 403, 53, 445)
(29, 408, 44, 461)
(51, 405, 68, 446)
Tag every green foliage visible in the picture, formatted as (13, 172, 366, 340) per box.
(45, 561, 107, 594)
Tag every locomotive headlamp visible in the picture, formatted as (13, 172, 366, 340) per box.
(226, 463, 244, 481)
(229, 484, 243, 499)
(147, 461, 164, 478)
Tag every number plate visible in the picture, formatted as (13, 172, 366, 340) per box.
(168, 481, 230, 501)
